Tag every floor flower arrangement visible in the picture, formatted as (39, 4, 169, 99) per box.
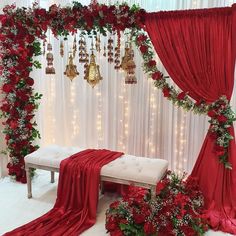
(105, 171, 208, 236)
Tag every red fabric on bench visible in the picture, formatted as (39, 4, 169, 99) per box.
(4, 149, 123, 236)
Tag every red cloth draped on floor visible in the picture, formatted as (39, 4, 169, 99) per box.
(4, 149, 123, 236)
(145, 4, 236, 234)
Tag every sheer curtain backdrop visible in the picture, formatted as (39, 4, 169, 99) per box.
(0, 0, 235, 178)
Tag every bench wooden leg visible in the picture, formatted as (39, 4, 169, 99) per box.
(100, 181, 105, 194)
(51, 171, 55, 183)
(26, 166, 32, 199)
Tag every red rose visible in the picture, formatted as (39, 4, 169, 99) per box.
(152, 71, 162, 80)
(148, 60, 156, 67)
(177, 91, 186, 100)
(133, 212, 145, 224)
(26, 123, 33, 129)
(182, 225, 195, 236)
(10, 120, 18, 129)
(1, 103, 10, 112)
(106, 217, 118, 231)
(110, 201, 120, 209)
(137, 34, 148, 44)
(26, 35, 35, 44)
(20, 175, 27, 184)
(162, 87, 171, 97)
(139, 45, 148, 54)
(26, 77, 34, 86)
(156, 181, 166, 194)
(110, 229, 123, 236)
(2, 84, 14, 93)
(217, 114, 227, 123)
(144, 222, 156, 235)
(207, 110, 216, 118)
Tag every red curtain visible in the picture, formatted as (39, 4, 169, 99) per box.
(145, 5, 236, 234)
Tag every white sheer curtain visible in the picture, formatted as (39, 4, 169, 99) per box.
(0, 0, 235, 178)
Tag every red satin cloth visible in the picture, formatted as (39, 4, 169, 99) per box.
(4, 149, 123, 236)
(145, 5, 236, 234)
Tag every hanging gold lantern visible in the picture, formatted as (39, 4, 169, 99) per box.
(45, 43, 55, 74)
(84, 51, 102, 88)
(64, 53, 79, 81)
(121, 43, 131, 71)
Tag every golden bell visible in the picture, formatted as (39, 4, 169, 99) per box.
(84, 51, 102, 88)
(64, 54, 79, 81)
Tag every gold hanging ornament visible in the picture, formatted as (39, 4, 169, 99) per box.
(60, 40, 64, 57)
(125, 44, 136, 84)
(72, 35, 77, 58)
(121, 42, 131, 71)
(120, 34, 137, 84)
(45, 43, 56, 74)
(78, 34, 87, 63)
(64, 52, 79, 81)
(107, 36, 114, 63)
(114, 34, 121, 70)
(95, 34, 101, 52)
(42, 40, 46, 56)
(103, 44, 106, 57)
(84, 39, 103, 88)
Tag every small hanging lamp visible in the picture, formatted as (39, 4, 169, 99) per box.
(64, 52, 79, 81)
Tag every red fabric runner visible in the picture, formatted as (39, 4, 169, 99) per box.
(4, 149, 123, 236)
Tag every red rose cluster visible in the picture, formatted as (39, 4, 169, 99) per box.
(105, 172, 208, 236)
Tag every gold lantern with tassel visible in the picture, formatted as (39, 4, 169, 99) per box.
(84, 40, 102, 88)
(125, 45, 137, 84)
(64, 52, 79, 81)
(121, 42, 131, 71)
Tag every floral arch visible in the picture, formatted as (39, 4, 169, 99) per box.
(1, 1, 236, 234)
(0, 2, 234, 182)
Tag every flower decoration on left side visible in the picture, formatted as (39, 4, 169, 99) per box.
(105, 171, 208, 236)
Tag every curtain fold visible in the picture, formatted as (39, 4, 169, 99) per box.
(145, 5, 236, 234)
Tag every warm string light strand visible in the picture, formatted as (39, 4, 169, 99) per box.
(96, 86, 103, 147)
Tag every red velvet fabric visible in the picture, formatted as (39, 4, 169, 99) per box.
(145, 5, 236, 234)
(4, 149, 123, 236)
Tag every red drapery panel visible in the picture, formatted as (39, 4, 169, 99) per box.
(145, 5, 236, 234)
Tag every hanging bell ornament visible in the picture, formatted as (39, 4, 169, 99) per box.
(72, 35, 77, 58)
(45, 43, 55, 74)
(84, 51, 103, 87)
(107, 37, 114, 63)
(60, 40, 64, 57)
(79, 34, 87, 63)
(43, 40, 46, 56)
(114, 35, 121, 70)
(64, 53, 79, 81)
(103, 45, 106, 57)
(95, 34, 101, 52)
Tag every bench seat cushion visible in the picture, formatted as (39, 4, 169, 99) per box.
(25, 145, 168, 185)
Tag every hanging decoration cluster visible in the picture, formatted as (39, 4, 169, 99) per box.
(45, 30, 137, 86)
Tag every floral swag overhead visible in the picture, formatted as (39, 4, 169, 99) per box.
(0, 1, 235, 183)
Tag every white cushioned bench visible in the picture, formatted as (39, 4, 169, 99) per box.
(25, 145, 168, 199)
